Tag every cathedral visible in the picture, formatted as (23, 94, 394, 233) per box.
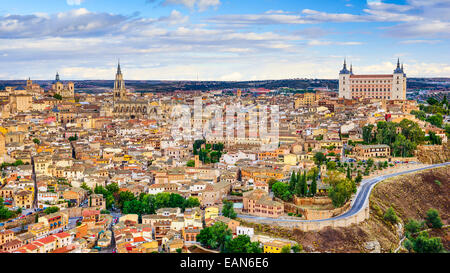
(52, 72, 75, 100)
(112, 62, 159, 119)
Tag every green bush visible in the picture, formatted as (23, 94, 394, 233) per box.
(425, 209, 443, 229)
(405, 219, 424, 235)
(383, 207, 399, 224)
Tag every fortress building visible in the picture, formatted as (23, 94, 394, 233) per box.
(338, 59, 406, 100)
(112, 62, 159, 119)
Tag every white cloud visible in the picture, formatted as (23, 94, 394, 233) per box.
(66, 0, 85, 6)
(160, 0, 221, 12)
(399, 39, 441, 44)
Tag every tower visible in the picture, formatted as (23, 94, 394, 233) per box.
(392, 58, 406, 100)
(113, 61, 127, 102)
(338, 59, 351, 99)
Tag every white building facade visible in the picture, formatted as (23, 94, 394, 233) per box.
(339, 59, 406, 100)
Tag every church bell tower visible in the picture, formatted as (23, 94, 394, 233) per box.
(114, 61, 127, 102)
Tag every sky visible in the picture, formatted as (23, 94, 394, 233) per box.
(0, 0, 449, 80)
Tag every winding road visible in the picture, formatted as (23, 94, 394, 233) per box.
(238, 162, 450, 223)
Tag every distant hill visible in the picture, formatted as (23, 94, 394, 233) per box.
(0, 77, 448, 93)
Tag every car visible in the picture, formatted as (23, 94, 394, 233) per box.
(6, 220, 13, 223)
(26, 212, 32, 216)
(0, 223, 4, 226)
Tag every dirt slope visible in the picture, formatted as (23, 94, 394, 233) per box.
(241, 165, 449, 253)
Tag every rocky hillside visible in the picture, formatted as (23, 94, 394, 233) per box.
(241, 165, 449, 253)
(416, 143, 450, 164)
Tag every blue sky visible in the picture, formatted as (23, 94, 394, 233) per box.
(0, 0, 449, 80)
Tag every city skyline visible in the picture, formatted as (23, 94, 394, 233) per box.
(0, 0, 450, 80)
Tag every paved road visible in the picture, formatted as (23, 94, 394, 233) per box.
(238, 162, 450, 223)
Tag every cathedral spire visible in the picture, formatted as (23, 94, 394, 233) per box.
(394, 58, 403, 73)
(55, 72, 60, 82)
(350, 63, 353, 74)
(340, 58, 350, 74)
(117, 60, 122, 75)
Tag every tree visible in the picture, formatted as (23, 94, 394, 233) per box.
(272, 182, 291, 200)
(268, 179, 278, 191)
(428, 132, 442, 145)
(328, 178, 354, 208)
(355, 171, 363, 184)
(427, 97, 439, 105)
(425, 209, 443, 229)
(80, 182, 92, 194)
(237, 169, 242, 182)
(346, 165, 351, 180)
(426, 114, 443, 128)
(197, 222, 232, 250)
(383, 207, 399, 224)
(68, 135, 78, 142)
(186, 160, 195, 167)
(288, 172, 297, 191)
(291, 244, 303, 253)
(363, 124, 375, 143)
(122, 199, 144, 215)
(53, 93, 62, 100)
(301, 171, 308, 196)
(405, 219, 424, 235)
(0, 198, 14, 220)
(314, 152, 327, 166)
(224, 235, 262, 253)
(185, 197, 200, 208)
(410, 110, 426, 121)
(106, 183, 119, 194)
(222, 200, 237, 219)
(44, 206, 60, 215)
(412, 231, 444, 253)
(366, 158, 374, 168)
(326, 161, 336, 170)
(445, 124, 450, 138)
(33, 138, 40, 144)
(281, 245, 291, 253)
(310, 177, 317, 196)
(118, 191, 135, 210)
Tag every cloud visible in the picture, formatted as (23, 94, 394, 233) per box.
(66, 0, 85, 5)
(386, 20, 450, 38)
(399, 39, 441, 44)
(0, 8, 191, 39)
(307, 40, 363, 46)
(207, 13, 311, 26)
(148, 0, 221, 12)
(0, 9, 129, 38)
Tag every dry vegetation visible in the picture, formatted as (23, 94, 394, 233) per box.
(240, 165, 449, 253)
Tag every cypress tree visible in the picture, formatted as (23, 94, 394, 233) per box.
(301, 171, 308, 196)
(295, 172, 302, 197)
(289, 171, 297, 191)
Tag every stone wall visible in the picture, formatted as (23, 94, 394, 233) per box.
(275, 197, 350, 221)
(240, 205, 370, 232)
(416, 143, 450, 164)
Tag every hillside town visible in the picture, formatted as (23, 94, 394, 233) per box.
(0, 61, 448, 254)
